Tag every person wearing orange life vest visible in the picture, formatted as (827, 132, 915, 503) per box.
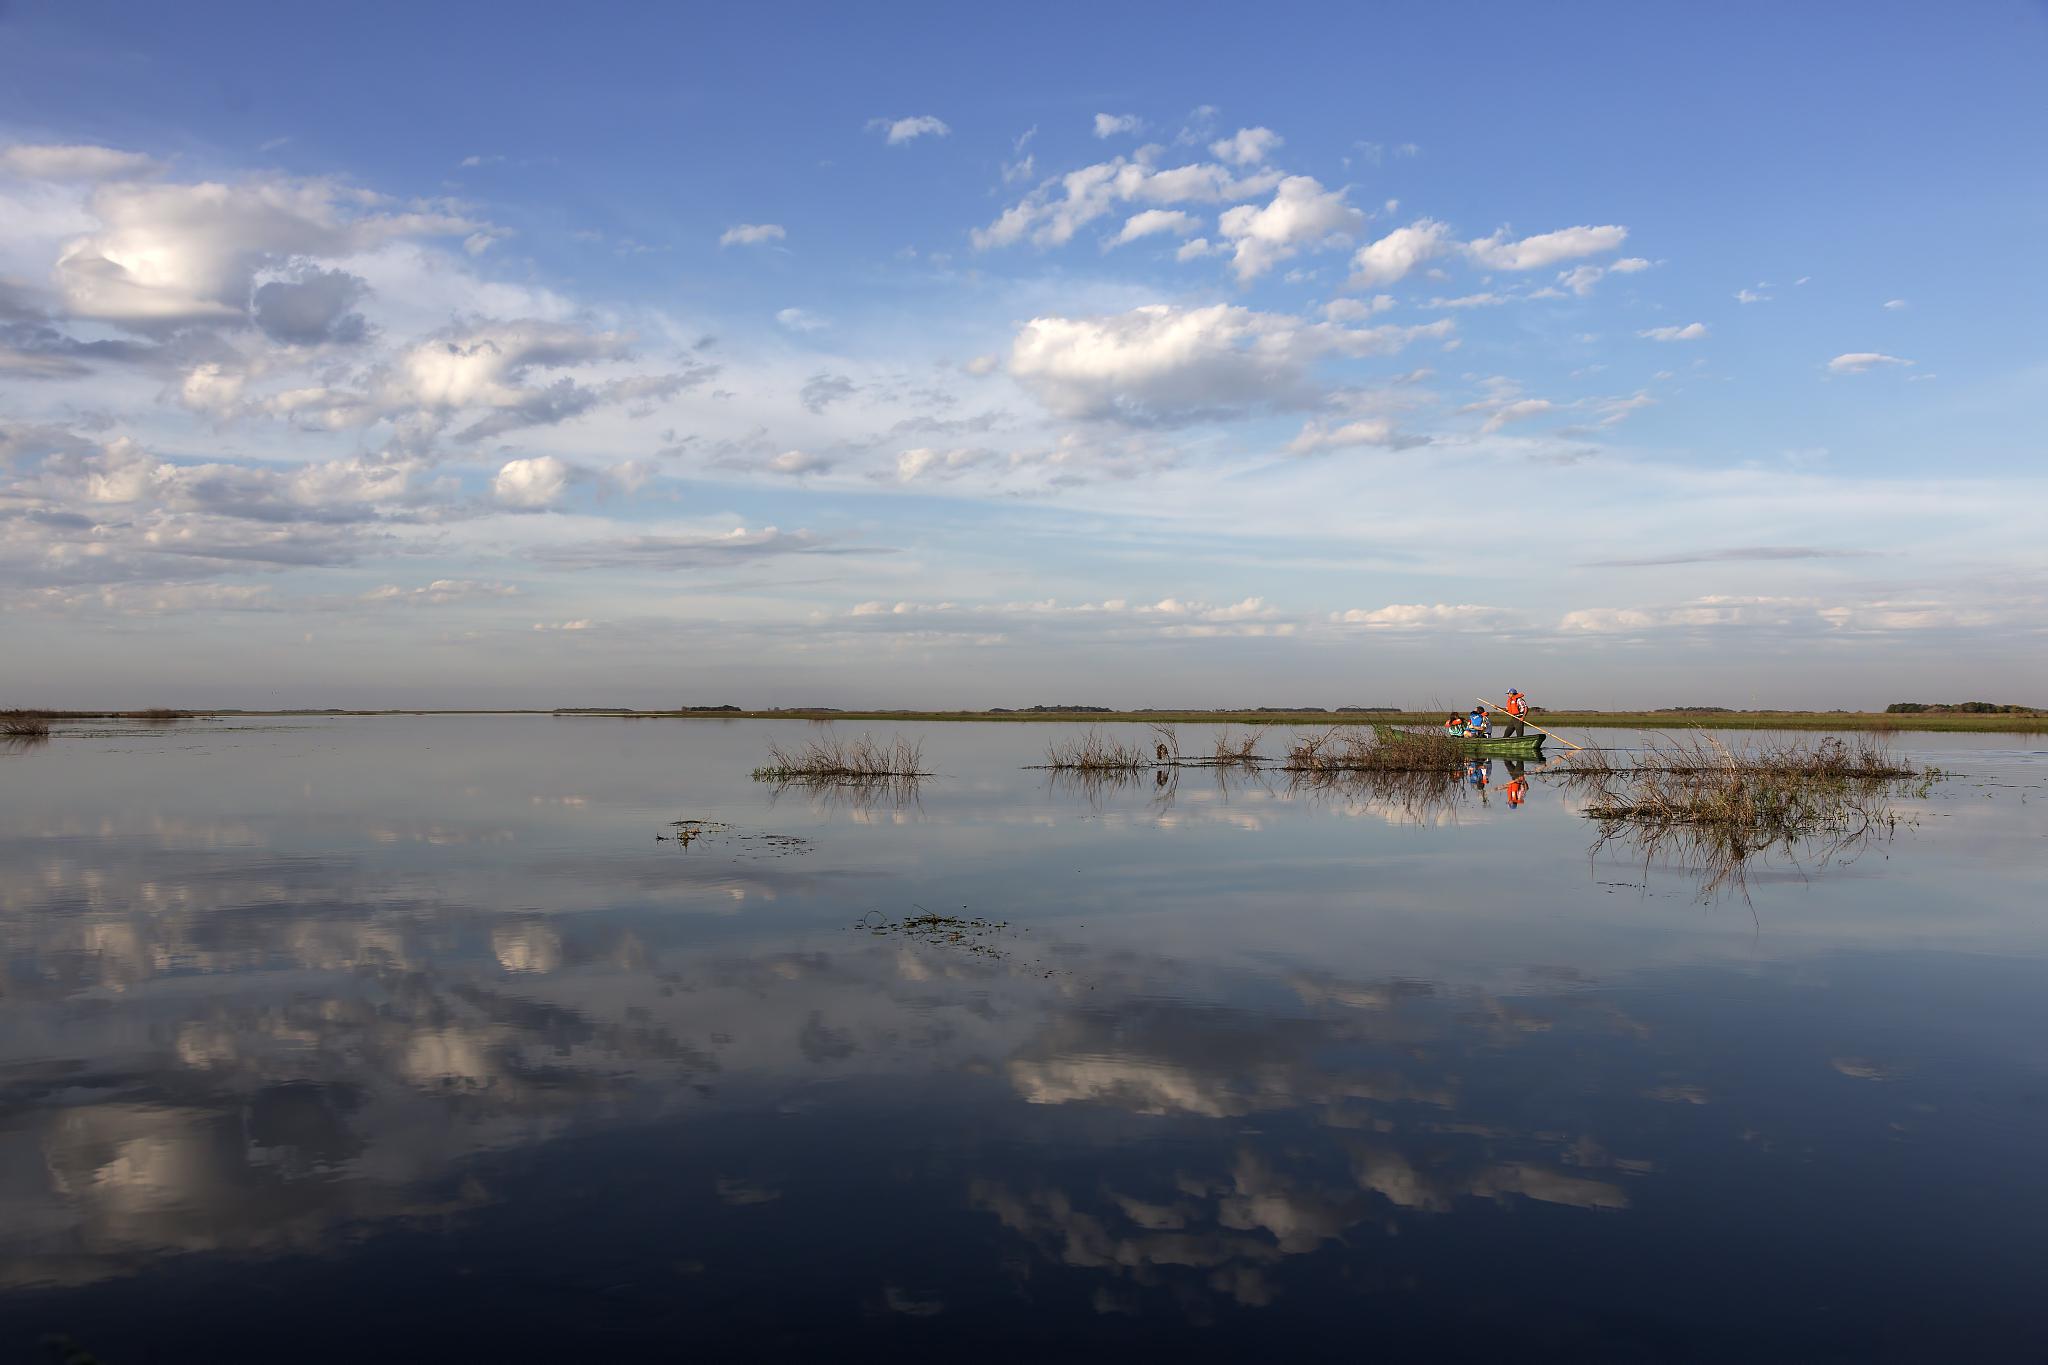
(1467, 705, 1490, 738)
(1443, 713, 1467, 737)
(1501, 688, 1530, 738)
(1503, 772, 1528, 807)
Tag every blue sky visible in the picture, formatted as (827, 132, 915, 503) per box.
(1, 1, 2043, 708)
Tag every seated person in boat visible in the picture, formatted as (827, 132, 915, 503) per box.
(1467, 706, 1491, 738)
(1443, 713, 1467, 737)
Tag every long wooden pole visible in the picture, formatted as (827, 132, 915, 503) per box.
(1477, 696, 1583, 751)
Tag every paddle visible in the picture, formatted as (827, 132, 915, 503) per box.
(1477, 696, 1582, 751)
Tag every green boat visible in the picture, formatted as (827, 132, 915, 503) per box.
(1372, 723, 1546, 757)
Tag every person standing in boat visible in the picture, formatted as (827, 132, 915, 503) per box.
(1501, 688, 1530, 738)
(1467, 705, 1490, 738)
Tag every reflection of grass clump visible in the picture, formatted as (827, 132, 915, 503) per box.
(752, 734, 927, 780)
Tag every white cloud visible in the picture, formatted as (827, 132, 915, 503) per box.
(896, 446, 998, 481)
(765, 449, 832, 475)
(1331, 604, 1519, 630)
(973, 152, 1281, 250)
(1734, 287, 1770, 304)
(1285, 418, 1428, 455)
(1322, 296, 1396, 322)
(871, 115, 950, 145)
(363, 579, 521, 605)
(1348, 219, 1453, 287)
(0, 143, 158, 181)
(492, 455, 574, 508)
(1210, 127, 1284, 167)
(1467, 224, 1627, 271)
(1007, 302, 1452, 423)
(1174, 237, 1222, 262)
(1609, 257, 1650, 273)
(1216, 176, 1364, 281)
(1638, 323, 1708, 341)
(1474, 397, 1553, 432)
(1110, 209, 1204, 247)
(1882, 298, 1908, 310)
(1093, 113, 1143, 139)
(720, 223, 786, 247)
(776, 307, 827, 332)
(1827, 352, 1913, 374)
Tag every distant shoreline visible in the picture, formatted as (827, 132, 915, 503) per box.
(17, 708, 2046, 733)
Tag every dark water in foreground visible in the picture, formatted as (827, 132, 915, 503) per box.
(1, 716, 2044, 1362)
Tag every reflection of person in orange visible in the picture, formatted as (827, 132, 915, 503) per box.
(1503, 771, 1529, 808)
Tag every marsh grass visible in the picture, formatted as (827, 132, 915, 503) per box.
(752, 733, 927, 780)
(1, 711, 51, 738)
(1042, 729, 1150, 770)
(1555, 731, 1929, 900)
(1212, 727, 1262, 766)
(1282, 727, 1465, 774)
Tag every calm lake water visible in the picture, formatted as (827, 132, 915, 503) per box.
(1, 716, 2044, 1361)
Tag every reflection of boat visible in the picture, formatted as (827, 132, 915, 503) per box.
(1374, 724, 1546, 757)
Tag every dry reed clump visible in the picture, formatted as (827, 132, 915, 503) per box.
(1556, 731, 1918, 828)
(752, 733, 927, 780)
(1, 711, 51, 738)
(1282, 727, 1465, 774)
(1212, 727, 1262, 765)
(1043, 729, 1149, 770)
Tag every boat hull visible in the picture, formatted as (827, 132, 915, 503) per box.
(1373, 724, 1546, 757)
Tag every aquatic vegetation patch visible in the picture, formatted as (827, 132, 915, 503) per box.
(1, 711, 51, 738)
(1282, 727, 1465, 774)
(855, 907, 1012, 958)
(1042, 729, 1150, 770)
(752, 733, 928, 780)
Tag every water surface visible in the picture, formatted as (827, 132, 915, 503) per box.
(1, 717, 2043, 1361)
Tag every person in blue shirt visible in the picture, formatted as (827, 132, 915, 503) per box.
(1467, 705, 1490, 738)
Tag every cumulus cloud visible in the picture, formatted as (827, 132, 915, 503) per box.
(1348, 219, 1453, 287)
(1216, 176, 1364, 281)
(1110, 209, 1204, 247)
(1827, 352, 1912, 374)
(51, 173, 483, 329)
(1210, 127, 1284, 167)
(974, 151, 1281, 250)
(871, 115, 950, 145)
(1007, 302, 1452, 424)
(720, 223, 786, 247)
(492, 455, 575, 508)
(1466, 224, 1627, 271)
(1093, 114, 1143, 139)
(777, 307, 828, 332)
(763, 449, 832, 476)
(1638, 323, 1708, 341)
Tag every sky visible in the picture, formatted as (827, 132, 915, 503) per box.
(1, 0, 2043, 710)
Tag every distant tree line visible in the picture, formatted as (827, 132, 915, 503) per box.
(1885, 701, 2040, 714)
